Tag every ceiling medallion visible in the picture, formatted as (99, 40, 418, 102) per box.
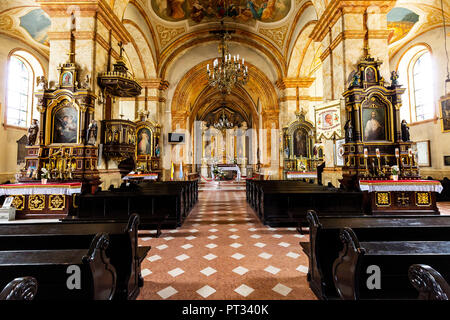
(206, 21, 249, 94)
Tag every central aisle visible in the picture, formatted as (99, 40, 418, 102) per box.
(138, 188, 316, 300)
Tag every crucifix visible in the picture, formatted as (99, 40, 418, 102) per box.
(397, 192, 410, 206)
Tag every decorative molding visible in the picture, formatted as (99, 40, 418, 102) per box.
(276, 77, 315, 89)
(310, 0, 396, 42)
(156, 24, 185, 48)
(259, 24, 289, 48)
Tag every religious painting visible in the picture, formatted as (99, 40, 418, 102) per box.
(52, 105, 78, 144)
(440, 96, 450, 132)
(362, 106, 386, 141)
(387, 7, 419, 44)
(315, 100, 343, 140)
(19, 9, 51, 46)
(137, 127, 152, 155)
(151, 0, 291, 25)
(365, 67, 377, 83)
(61, 72, 73, 86)
(293, 128, 308, 157)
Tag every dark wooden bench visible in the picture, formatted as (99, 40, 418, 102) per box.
(247, 180, 364, 227)
(0, 233, 116, 300)
(0, 214, 149, 300)
(0, 277, 38, 300)
(76, 180, 198, 230)
(305, 210, 450, 300)
(333, 228, 450, 299)
(408, 264, 450, 300)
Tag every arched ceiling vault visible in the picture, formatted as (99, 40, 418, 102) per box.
(159, 29, 286, 80)
(171, 60, 278, 130)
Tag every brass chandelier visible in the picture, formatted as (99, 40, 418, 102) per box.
(207, 22, 249, 94)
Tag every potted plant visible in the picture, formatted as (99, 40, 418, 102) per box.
(40, 167, 49, 184)
(391, 165, 400, 181)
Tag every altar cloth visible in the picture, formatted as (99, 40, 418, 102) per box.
(123, 173, 158, 180)
(286, 171, 317, 179)
(359, 180, 443, 193)
(0, 182, 82, 196)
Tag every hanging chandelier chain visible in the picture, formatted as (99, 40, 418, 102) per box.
(441, 0, 450, 81)
(206, 22, 249, 94)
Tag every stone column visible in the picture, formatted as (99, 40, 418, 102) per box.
(311, 0, 394, 101)
(239, 122, 248, 177)
(200, 122, 208, 178)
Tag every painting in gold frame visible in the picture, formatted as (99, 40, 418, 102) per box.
(52, 103, 79, 144)
(440, 95, 450, 133)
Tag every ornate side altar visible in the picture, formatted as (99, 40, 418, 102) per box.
(135, 117, 161, 179)
(18, 57, 100, 194)
(0, 182, 82, 219)
(282, 110, 320, 178)
(339, 53, 442, 214)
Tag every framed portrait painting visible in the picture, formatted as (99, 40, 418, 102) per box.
(52, 105, 78, 144)
(440, 96, 450, 132)
(362, 105, 387, 141)
(137, 127, 152, 155)
(293, 128, 308, 157)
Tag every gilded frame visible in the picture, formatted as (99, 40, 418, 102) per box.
(439, 95, 450, 133)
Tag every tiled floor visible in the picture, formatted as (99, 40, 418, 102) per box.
(137, 184, 450, 300)
(137, 188, 315, 300)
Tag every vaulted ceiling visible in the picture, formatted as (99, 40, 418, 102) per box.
(1, 0, 449, 78)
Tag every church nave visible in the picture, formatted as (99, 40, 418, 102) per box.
(138, 188, 315, 300)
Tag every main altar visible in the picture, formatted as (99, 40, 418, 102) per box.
(339, 53, 442, 214)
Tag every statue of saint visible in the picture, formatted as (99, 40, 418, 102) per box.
(86, 120, 98, 145)
(401, 119, 410, 142)
(27, 119, 39, 146)
(391, 71, 400, 87)
(344, 119, 354, 143)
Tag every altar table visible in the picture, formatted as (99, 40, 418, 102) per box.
(0, 182, 82, 219)
(359, 180, 442, 215)
(212, 165, 241, 180)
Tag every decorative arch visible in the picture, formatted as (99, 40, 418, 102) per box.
(170, 60, 278, 131)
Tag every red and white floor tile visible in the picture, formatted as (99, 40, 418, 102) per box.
(137, 189, 316, 300)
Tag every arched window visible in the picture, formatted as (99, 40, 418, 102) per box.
(7, 56, 31, 127)
(6, 50, 44, 128)
(397, 45, 435, 123)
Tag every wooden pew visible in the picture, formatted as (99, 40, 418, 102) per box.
(305, 210, 450, 300)
(0, 277, 38, 300)
(0, 214, 149, 300)
(0, 233, 116, 300)
(333, 228, 450, 299)
(76, 180, 198, 231)
(247, 180, 364, 227)
(408, 264, 450, 300)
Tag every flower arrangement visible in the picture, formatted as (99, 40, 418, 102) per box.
(212, 166, 226, 180)
(391, 165, 400, 176)
(40, 167, 50, 179)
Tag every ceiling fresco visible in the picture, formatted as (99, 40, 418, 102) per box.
(387, 7, 419, 44)
(19, 9, 51, 45)
(151, 0, 291, 25)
